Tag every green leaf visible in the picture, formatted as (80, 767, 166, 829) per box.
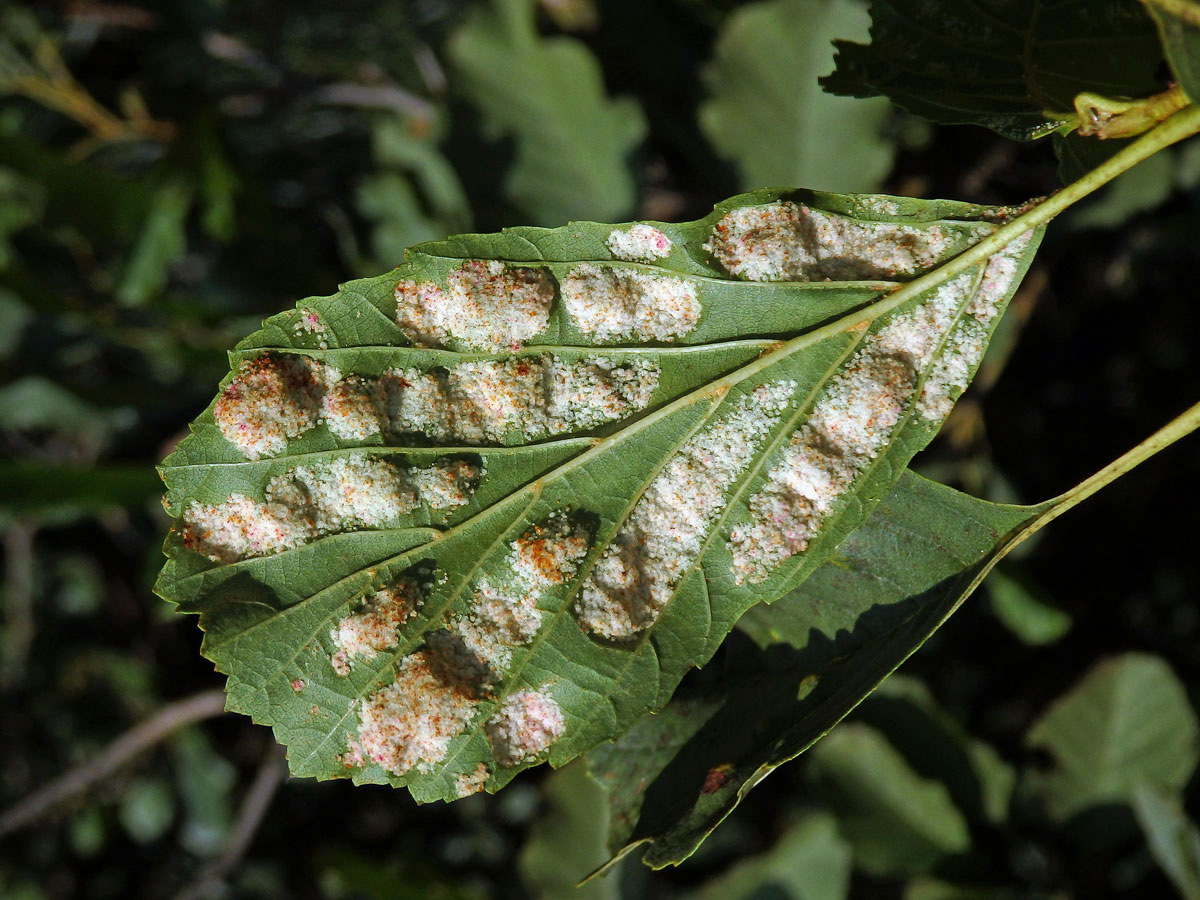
(853, 675, 1017, 825)
(1133, 783, 1200, 900)
(688, 812, 852, 900)
(116, 179, 193, 307)
(519, 763, 619, 900)
(985, 566, 1071, 645)
(1025, 653, 1200, 824)
(445, 0, 646, 225)
(156, 187, 1042, 805)
(809, 723, 970, 877)
(0, 165, 43, 268)
(700, 0, 894, 193)
(821, 0, 1164, 141)
(587, 470, 1041, 868)
(1144, 0, 1200, 101)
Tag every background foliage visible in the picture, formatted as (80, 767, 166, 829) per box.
(1, 0, 1199, 898)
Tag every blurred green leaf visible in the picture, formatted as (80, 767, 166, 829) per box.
(169, 728, 237, 857)
(0, 165, 43, 267)
(0, 461, 159, 526)
(856, 676, 1017, 826)
(360, 115, 474, 271)
(520, 763, 619, 900)
(66, 806, 106, 858)
(1133, 783, 1200, 900)
(1025, 653, 1200, 824)
(117, 776, 176, 844)
(821, 0, 1164, 141)
(371, 116, 472, 234)
(357, 172, 445, 268)
(446, 0, 646, 224)
(1066, 147, 1176, 229)
(808, 723, 971, 877)
(319, 851, 485, 900)
(116, 179, 193, 307)
(0, 287, 31, 359)
(985, 566, 1072, 645)
(199, 131, 240, 243)
(1143, 0, 1200, 101)
(700, 0, 894, 193)
(688, 812, 852, 900)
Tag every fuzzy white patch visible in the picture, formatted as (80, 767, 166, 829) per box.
(355, 651, 480, 776)
(916, 233, 1031, 420)
(606, 224, 672, 262)
(576, 381, 796, 639)
(216, 353, 655, 453)
(214, 355, 330, 459)
(322, 376, 382, 440)
(486, 688, 567, 767)
(330, 579, 425, 676)
(454, 763, 490, 797)
(267, 455, 417, 534)
(727, 249, 1026, 583)
(182, 457, 479, 563)
(704, 201, 959, 282)
(395, 260, 554, 352)
(378, 356, 659, 444)
(562, 265, 701, 342)
(449, 513, 590, 683)
(409, 458, 483, 510)
(181, 494, 310, 563)
(294, 308, 329, 348)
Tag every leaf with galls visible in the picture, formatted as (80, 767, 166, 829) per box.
(156, 188, 1041, 802)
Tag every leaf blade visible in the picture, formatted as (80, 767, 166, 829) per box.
(157, 189, 1042, 804)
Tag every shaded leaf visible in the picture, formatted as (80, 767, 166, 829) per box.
(1144, 0, 1200, 101)
(821, 0, 1164, 141)
(446, 0, 646, 225)
(700, 0, 894, 193)
(1133, 783, 1200, 900)
(808, 723, 970, 877)
(587, 470, 1042, 868)
(156, 187, 1041, 806)
(1025, 653, 1200, 824)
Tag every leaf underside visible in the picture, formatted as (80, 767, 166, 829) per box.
(156, 187, 1042, 804)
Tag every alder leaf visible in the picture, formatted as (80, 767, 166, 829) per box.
(156, 187, 1041, 804)
(821, 0, 1164, 141)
